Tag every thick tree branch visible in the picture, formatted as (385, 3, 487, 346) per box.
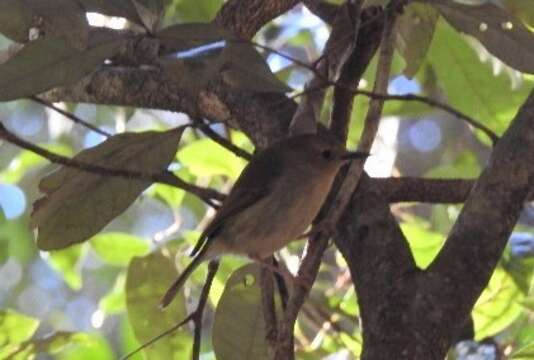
(334, 174, 418, 359)
(411, 89, 534, 358)
(214, 0, 300, 40)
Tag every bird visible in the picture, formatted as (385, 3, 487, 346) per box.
(160, 133, 368, 308)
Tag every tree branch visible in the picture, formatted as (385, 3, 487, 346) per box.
(30, 96, 111, 137)
(214, 0, 300, 40)
(412, 89, 534, 358)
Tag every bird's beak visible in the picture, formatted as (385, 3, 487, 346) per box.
(340, 151, 369, 161)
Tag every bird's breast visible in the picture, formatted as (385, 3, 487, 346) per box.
(217, 172, 336, 259)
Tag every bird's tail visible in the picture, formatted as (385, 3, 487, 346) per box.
(159, 246, 208, 309)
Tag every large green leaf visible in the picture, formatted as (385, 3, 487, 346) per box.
(213, 264, 281, 360)
(428, 0, 534, 73)
(424, 19, 534, 135)
(99, 273, 127, 315)
(56, 334, 114, 360)
(472, 267, 524, 339)
(32, 128, 184, 250)
(90, 232, 149, 266)
(126, 248, 191, 359)
(0, 0, 89, 49)
(0, 30, 127, 101)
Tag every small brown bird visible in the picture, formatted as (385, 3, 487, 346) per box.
(160, 133, 368, 308)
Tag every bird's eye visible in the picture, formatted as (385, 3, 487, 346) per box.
(321, 149, 332, 159)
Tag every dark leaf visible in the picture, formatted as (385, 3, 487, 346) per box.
(395, 3, 439, 78)
(32, 128, 184, 250)
(0, 0, 89, 49)
(428, 0, 534, 73)
(213, 264, 281, 360)
(0, 30, 127, 101)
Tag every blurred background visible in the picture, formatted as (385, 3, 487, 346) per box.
(0, 1, 533, 359)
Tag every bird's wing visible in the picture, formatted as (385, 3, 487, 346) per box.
(190, 148, 283, 257)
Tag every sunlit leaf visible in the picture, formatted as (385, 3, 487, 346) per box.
(0, 309, 39, 345)
(401, 221, 445, 268)
(472, 267, 524, 339)
(0, 30, 127, 101)
(90, 233, 149, 266)
(126, 248, 191, 359)
(511, 341, 534, 360)
(425, 19, 534, 135)
(0, 144, 72, 184)
(178, 138, 246, 179)
(164, 0, 223, 22)
(56, 334, 114, 360)
(32, 128, 184, 250)
(99, 273, 127, 314)
(213, 264, 281, 360)
(3, 331, 91, 359)
(47, 244, 85, 290)
(425, 151, 481, 179)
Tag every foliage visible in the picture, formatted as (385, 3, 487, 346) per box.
(0, 0, 532, 359)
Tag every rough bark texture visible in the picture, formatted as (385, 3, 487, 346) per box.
(335, 90, 534, 359)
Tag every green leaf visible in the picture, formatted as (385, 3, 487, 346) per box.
(0, 144, 72, 184)
(472, 267, 524, 339)
(0, 309, 39, 345)
(149, 168, 192, 209)
(56, 334, 114, 360)
(2, 331, 91, 359)
(126, 248, 191, 359)
(164, 0, 222, 22)
(396, 3, 439, 78)
(178, 138, 246, 179)
(428, 0, 534, 73)
(47, 244, 85, 290)
(401, 221, 445, 268)
(0, 30, 127, 101)
(90, 233, 149, 266)
(32, 128, 184, 250)
(213, 264, 281, 360)
(99, 273, 127, 314)
(424, 19, 534, 135)
(0, 0, 89, 49)
(426, 151, 481, 179)
(511, 341, 534, 360)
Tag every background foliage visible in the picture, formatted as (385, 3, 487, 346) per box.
(0, 0, 532, 359)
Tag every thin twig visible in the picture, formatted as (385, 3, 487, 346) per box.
(274, 7, 397, 359)
(194, 120, 252, 160)
(260, 258, 279, 352)
(192, 260, 219, 360)
(0, 122, 224, 207)
(29, 96, 112, 137)
(121, 313, 195, 360)
(120, 261, 219, 360)
(237, 36, 499, 144)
